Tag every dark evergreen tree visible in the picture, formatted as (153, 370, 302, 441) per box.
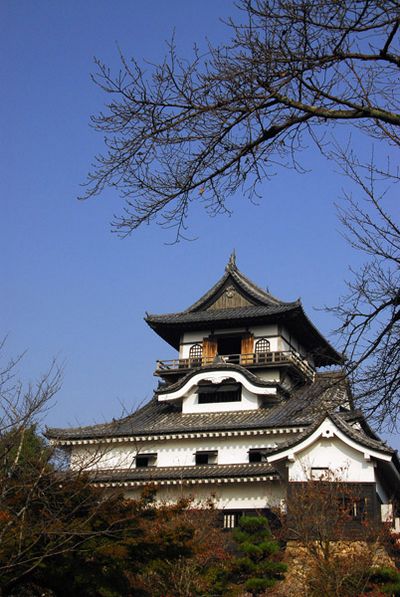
(228, 515, 286, 595)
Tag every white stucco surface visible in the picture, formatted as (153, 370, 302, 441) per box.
(158, 369, 277, 408)
(124, 481, 285, 510)
(287, 437, 377, 482)
(70, 433, 293, 471)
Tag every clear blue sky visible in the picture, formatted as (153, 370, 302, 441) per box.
(1, 1, 397, 447)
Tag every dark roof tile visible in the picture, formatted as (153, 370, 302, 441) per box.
(90, 462, 279, 483)
(47, 373, 357, 441)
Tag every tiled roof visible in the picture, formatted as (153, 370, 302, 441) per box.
(89, 462, 279, 483)
(155, 363, 286, 396)
(144, 260, 343, 365)
(47, 373, 364, 441)
(185, 259, 295, 311)
(146, 303, 296, 325)
(266, 410, 394, 458)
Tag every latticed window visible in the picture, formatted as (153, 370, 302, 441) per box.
(189, 344, 203, 366)
(255, 338, 270, 353)
(223, 512, 242, 529)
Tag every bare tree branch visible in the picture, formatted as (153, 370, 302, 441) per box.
(80, 0, 400, 239)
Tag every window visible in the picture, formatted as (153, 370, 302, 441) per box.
(223, 511, 242, 529)
(198, 382, 241, 404)
(195, 451, 217, 465)
(255, 338, 271, 363)
(255, 338, 270, 353)
(339, 496, 367, 521)
(311, 467, 330, 480)
(249, 449, 268, 463)
(217, 335, 242, 357)
(350, 498, 367, 521)
(189, 343, 203, 366)
(135, 453, 157, 468)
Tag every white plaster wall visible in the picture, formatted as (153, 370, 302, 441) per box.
(69, 433, 293, 471)
(249, 324, 278, 338)
(70, 444, 137, 471)
(159, 369, 276, 405)
(249, 325, 279, 350)
(180, 326, 279, 358)
(257, 370, 281, 382)
(154, 436, 284, 467)
(287, 437, 376, 483)
(180, 331, 209, 358)
(124, 481, 285, 510)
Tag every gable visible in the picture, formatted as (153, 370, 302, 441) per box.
(207, 283, 255, 310)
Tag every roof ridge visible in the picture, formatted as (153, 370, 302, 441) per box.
(230, 267, 295, 307)
(184, 258, 297, 313)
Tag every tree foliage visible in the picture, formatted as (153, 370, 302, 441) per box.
(226, 515, 286, 595)
(0, 343, 232, 596)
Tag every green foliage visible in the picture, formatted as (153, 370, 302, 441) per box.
(226, 515, 286, 596)
(369, 566, 400, 595)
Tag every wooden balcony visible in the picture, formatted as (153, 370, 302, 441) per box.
(155, 351, 315, 382)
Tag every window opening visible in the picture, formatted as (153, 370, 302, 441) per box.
(135, 453, 157, 468)
(338, 495, 367, 521)
(223, 511, 242, 529)
(217, 336, 242, 358)
(249, 450, 269, 463)
(198, 382, 241, 404)
(195, 451, 217, 465)
(255, 338, 270, 352)
(311, 467, 330, 480)
(255, 338, 271, 363)
(189, 343, 203, 366)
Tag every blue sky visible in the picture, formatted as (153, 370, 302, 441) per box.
(1, 1, 397, 447)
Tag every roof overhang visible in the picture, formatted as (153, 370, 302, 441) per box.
(146, 305, 342, 367)
(157, 368, 278, 402)
(267, 415, 393, 465)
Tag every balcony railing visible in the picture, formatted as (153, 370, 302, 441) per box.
(156, 351, 315, 381)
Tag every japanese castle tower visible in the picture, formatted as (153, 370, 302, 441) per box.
(48, 254, 400, 528)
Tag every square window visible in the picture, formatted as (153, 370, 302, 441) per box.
(249, 451, 262, 463)
(136, 456, 148, 468)
(195, 451, 217, 465)
(223, 512, 242, 529)
(196, 453, 209, 465)
(311, 467, 330, 480)
(136, 453, 157, 468)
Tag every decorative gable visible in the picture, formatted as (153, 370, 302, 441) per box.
(207, 284, 254, 310)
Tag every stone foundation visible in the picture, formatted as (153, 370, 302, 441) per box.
(269, 540, 395, 597)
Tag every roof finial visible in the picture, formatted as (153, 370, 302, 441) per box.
(226, 250, 237, 271)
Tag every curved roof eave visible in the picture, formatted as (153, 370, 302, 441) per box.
(293, 302, 344, 365)
(155, 362, 288, 398)
(185, 261, 297, 312)
(266, 411, 394, 463)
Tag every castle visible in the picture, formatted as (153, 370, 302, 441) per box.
(47, 254, 400, 529)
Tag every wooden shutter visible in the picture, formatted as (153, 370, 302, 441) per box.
(203, 336, 217, 362)
(241, 333, 254, 364)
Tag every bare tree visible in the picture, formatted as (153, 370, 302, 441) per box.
(0, 343, 129, 593)
(328, 151, 400, 429)
(81, 0, 400, 238)
(81, 2, 400, 423)
(277, 474, 397, 597)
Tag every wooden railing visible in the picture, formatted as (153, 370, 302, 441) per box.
(156, 351, 315, 380)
